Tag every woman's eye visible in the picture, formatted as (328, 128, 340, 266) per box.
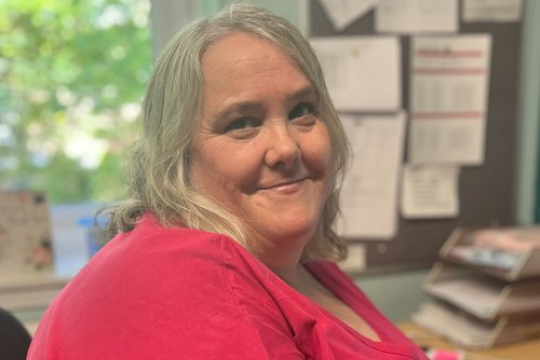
(288, 103, 314, 120)
(224, 118, 256, 132)
(223, 117, 260, 138)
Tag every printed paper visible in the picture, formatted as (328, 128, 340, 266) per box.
(338, 112, 406, 239)
(311, 36, 401, 111)
(463, 0, 523, 22)
(376, 0, 458, 34)
(318, 0, 381, 31)
(0, 190, 54, 282)
(401, 165, 460, 219)
(408, 35, 492, 165)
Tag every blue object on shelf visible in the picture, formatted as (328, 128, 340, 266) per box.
(76, 215, 110, 257)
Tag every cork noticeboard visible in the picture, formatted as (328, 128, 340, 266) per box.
(309, 2, 521, 273)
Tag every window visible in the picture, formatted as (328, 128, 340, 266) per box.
(0, 0, 152, 204)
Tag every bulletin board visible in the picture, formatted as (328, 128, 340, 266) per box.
(309, 1, 523, 273)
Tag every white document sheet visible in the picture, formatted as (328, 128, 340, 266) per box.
(338, 113, 406, 239)
(318, 0, 382, 31)
(376, 0, 458, 34)
(401, 165, 460, 219)
(310, 36, 401, 111)
(338, 243, 366, 272)
(408, 35, 492, 165)
(463, 0, 523, 22)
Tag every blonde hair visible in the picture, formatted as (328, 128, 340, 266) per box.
(111, 4, 351, 261)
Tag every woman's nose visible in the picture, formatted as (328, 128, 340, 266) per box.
(264, 123, 300, 169)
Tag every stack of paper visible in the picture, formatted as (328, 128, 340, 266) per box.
(413, 301, 540, 348)
(413, 302, 494, 348)
(424, 263, 540, 320)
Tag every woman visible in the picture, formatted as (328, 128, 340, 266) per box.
(28, 5, 428, 359)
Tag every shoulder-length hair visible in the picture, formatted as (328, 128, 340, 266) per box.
(110, 4, 351, 262)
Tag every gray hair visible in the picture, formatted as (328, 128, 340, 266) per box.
(110, 4, 351, 261)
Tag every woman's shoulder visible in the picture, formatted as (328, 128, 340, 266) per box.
(29, 216, 299, 359)
(76, 215, 261, 292)
(54, 213, 281, 317)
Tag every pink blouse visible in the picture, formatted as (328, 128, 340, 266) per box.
(28, 215, 428, 360)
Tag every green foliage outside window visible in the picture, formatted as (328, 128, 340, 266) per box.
(0, 0, 152, 203)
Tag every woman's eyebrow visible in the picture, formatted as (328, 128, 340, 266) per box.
(290, 86, 317, 102)
(211, 85, 317, 122)
(212, 101, 262, 123)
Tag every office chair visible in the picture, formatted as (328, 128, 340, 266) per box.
(0, 308, 32, 360)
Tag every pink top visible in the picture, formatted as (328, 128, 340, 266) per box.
(28, 215, 428, 360)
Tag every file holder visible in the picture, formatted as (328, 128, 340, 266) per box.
(413, 300, 540, 349)
(413, 226, 540, 348)
(439, 228, 540, 281)
(424, 262, 540, 321)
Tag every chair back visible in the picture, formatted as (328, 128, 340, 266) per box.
(0, 308, 31, 360)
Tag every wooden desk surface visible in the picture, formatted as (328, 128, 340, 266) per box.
(398, 322, 540, 360)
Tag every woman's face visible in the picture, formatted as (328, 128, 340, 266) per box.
(190, 32, 332, 261)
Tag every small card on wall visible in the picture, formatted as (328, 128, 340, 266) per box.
(463, 0, 523, 23)
(401, 165, 460, 219)
(0, 190, 54, 281)
(338, 243, 366, 273)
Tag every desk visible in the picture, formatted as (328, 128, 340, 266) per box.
(399, 322, 540, 360)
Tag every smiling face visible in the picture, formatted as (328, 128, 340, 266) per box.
(190, 32, 332, 267)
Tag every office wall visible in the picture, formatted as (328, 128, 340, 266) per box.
(516, 1, 540, 224)
(309, 1, 529, 273)
(354, 269, 429, 323)
(149, 0, 308, 58)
